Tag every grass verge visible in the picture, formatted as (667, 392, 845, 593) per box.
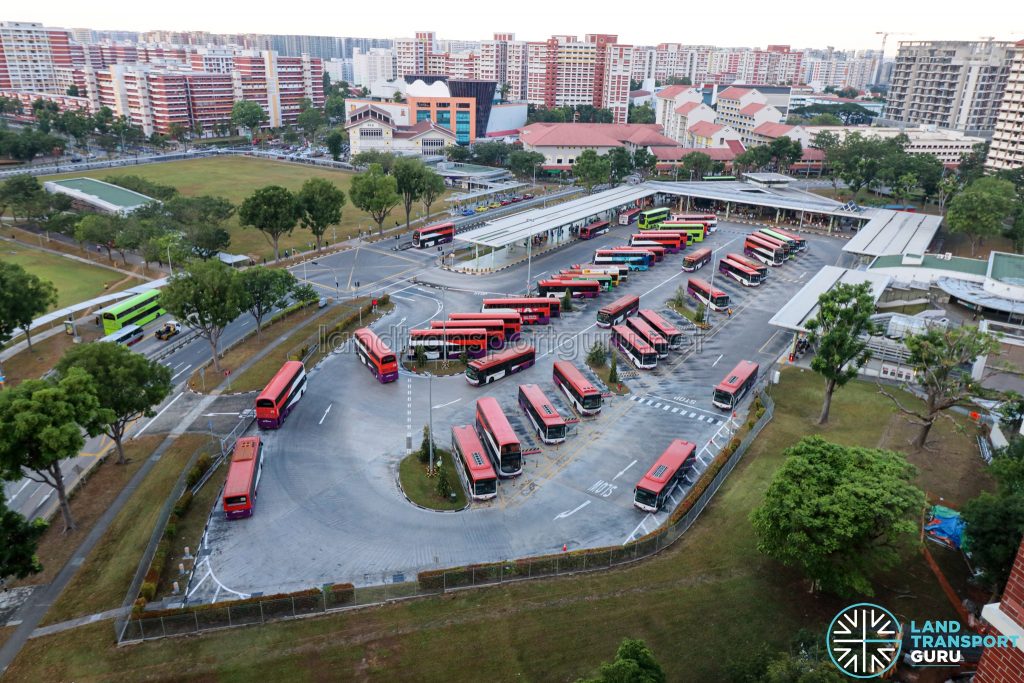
(0, 324, 104, 388)
(397, 449, 467, 511)
(588, 359, 630, 395)
(402, 358, 469, 377)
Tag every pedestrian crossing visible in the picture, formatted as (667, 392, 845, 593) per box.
(628, 395, 724, 425)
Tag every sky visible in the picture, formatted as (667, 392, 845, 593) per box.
(15, 0, 1024, 54)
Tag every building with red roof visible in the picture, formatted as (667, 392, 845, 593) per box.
(652, 145, 741, 173)
(686, 121, 741, 149)
(715, 86, 784, 146)
(519, 122, 680, 169)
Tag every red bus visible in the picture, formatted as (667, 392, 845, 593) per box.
(579, 219, 610, 239)
(449, 310, 522, 342)
(482, 298, 560, 324)
(758, 229, 797, 259)
(553, 360, 603, 415)
(637, 310, 683, 350)
(754, 230, 794, 260)
(353, 327, 399, 383)
(537, 279, 602, 299)
(744, 234, 785, 266)
(625, 316, 669, 358)
(409, 328, 487, 359)
(612, 244, 664, 262)
(412, 221, 456, 248)
(618, 208, 642, 225)
(466, 344, 536, 386)
(222, 436, 264, 519)
(633, 439, 697, 512)
(712, 360, 759, 410)
(451, 424, 498, 500)
(725, 253, 768, 280)
(431, 319, 506, 350)
(764, 226, 806, 252)
(681, 247, 713, 272)
(629, 232, 685, 253)
(476, 397, 523, 477)
(718, 256, 763, 287)
(687, 277, 730, 312)
(518, 383, 567, 444)
(671, 213, 718, 231)
(611, 324, 658, 369)
(256, 360, 307, 429)
(597, 294, 640, 328)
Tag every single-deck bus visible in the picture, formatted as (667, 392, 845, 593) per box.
(431, 319, 506, 349)
(353, 327, 399, 383)
(222, 436, 264, 519)
(466, 344, 536, 386)
(579, 220, 610, 239)
(672, 213, 718, 231)
(625, 316, 669, 358)
(98, 324, 144, 347)
(451, 425, 498, 500)
(682, 247, 713, 272)
(758, 229, 797, 259)
(475, 397, 523, 477)
(638, 309, 683, 350)
(256, 361, 307, 429)
(597, 294, 640, 328)
(553, 272, 613, 292)
(610, 245, 663, 262)
(725, 253, 768, 280)
(412, 221, 456, 248)
(537, 279, 601, 299)
(518, 384, 567, 444)
(450, 310, 522, 341)
(712, 360, 760, 410)
(98, 289, 165, 335)
(638, 207, 671, 229)
(765, 226, 807, 252)
(553, 361, 603, 415)
(658, 222, 706, 243)
(611, 324, 658, 369)
(633, 439, 697, 512)
(573, 263, 628, 282)
(687, 277, 730, 312)
(594, 249, 652, 271)
(618, 208, 642, 225)
(408, 328, 487, 359)
(719, 256, 764, 287)
(629, 232, 685, 253)
(744, 234, 785, 266)
(482, 298, 560, 324)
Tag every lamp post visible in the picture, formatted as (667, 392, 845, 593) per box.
(428, 374, 434, 474)
(167, 244, 173, 276)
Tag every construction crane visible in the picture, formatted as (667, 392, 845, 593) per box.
(874, 31, 912, 85)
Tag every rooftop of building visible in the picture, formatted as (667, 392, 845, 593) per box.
(674, 101, 702, 115)
(843, 210, 944, 258)
(655, 84, 690, 100)
(738, 102, 767, 116)
(801, 124, 986, 144)
(519, 122, 673, 148)
(652, 146, 739, 162)
(989, 252, 1024, 286)
(716, 86, 753, 100)
(752, 122, 797, 138)
(687, 121, 724, 137)
(769, 266, 891, 332)
(870, 253, 989, 277)
(43, 177, 156, 214)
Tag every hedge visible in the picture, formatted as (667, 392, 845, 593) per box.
(138, 587, 334, 621)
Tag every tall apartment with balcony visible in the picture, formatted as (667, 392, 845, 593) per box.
(0, 21, 73, 92)
(883, 40, 1014, 135)
(987, 40, 1024, 171)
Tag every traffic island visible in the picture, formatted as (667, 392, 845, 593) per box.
(397, 447, 468, 512)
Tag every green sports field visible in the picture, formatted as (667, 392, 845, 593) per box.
(0, 241, 140, 310)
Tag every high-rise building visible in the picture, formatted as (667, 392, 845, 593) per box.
(987, 40, 1024, 171)
(883, 40, 1014, 135)
(352, 48, 395, 87)
(395, 32, 436, 77)
(0, 21, 73, 92)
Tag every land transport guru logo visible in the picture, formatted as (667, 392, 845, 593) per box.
(826, 603, 902, 678)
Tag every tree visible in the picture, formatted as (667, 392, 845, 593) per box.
(586, 341, 607, 367)
(804, 282, 876, 424)
(562, 289, 574, 313)
(165, 195, 235, 259)
(681, 151, 713, 180)
(577, 638, 665, 683)
(237, 267, 297, 341)
(55, 342, 171, 465)
(694, 302, 706, 324)
(74, 214, 119, 261)
(2, 174, 46, 222)
(0, 494, 47, 579)
(806, 113, 844, 126)
(767, 136, 803, 172)
(104, 174, 178, 200)
(393, 157, 428, 230)
(957, 142, 989, 184)
(830, 132, 890, 197)
(349, 163, 400, 235)
(239, 185, 301, 261)
(444, 145, 473, 163)
(573, 149, 611, 193)
(508, 150, 545, 180)
(498, 83, 511, 101)
(473, 141, 511, 167)
(435, 464, 452, 499)
(946, 177, 1017, 255)
(0, 261, 57, 350)
(962, 491, 1024, 595)
(890, 172, 918, 209)
(161, 260, 241, 373)
(936, 174, 961, 214)
(0, 368, 111, 531)
(296, 98, 324, 142)
(168, 122, 188, 148)
(751, 436, 924, 595)
(351, 150, 396, 173)
(879, 325, 1000, 448)
(231, 100, 267, 137)
(632, 147, 657, 179)
(324, 95, 346, 122)
(414, 344, 426, 368)
(608, 352, 619, 385)
(326, 130, 345, 161)
(419, 170, 446, 221)
(418, 425, 434, 464)
(297, 177, 346, 250)
(628, 103, 656, 124)
(607, 147, 635, 184)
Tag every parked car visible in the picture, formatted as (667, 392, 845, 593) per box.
(475, 206, 489, 213)
(489, 202, 502, 209)
(461, 209, 476, 216)
(522, 193, 535, 200)
(500, 199, 511, 205)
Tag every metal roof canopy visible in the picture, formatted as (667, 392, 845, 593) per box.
(646, 180, 865, 219)
(768, 266, 891, 333)
(12, 278, 169, 339)
(448, 181, 528, 203)
(935, 277, 1024, 315)
(842, 210, 943, 257)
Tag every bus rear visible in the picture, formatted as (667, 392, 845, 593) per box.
(465, 344, 536, 386)
(223, 436, 263, 519)
(255, 361, 307, 429)
(687, 277, 730, 312)
(518, 384, 567, 444)
(451, 425, 497, 500)
(475, 397, 523, 477)
(552, 361, 603, 415)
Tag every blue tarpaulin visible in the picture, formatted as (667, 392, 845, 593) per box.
(925, 505, 966, 550)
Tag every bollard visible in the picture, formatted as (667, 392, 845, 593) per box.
(172, 581, 179, 595)
(179, 562, 186, 576)
(183, 546, 192, 560)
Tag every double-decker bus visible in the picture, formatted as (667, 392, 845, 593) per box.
(596, 294, 640, 328)
(475, 397, 523, 477)
(744, 233, 785, 266)
(758, 229, 797, 259)
(256, 360, 307, 429)
(637, 207, 671, 229)
(712, 360, 760, 410)
(671, 213, 718, 231)
(451, 425, 498, 500)
(625, 316, 669, 358)
(629, 232, 685, 253)
(638, 309, 683, 349)
(687, 277, 730, 312)
(593, 249, 652, 271)
(482, 298, 561, 324)
(536, 279, 602, 299)
(618, 208, 642, 225)
(431, 320, 506, 349)
(658, 222, 706, 243)
(765, 226, 807, 252)
(450, 310, 522, 341)
(98, 324, 145, 347)
(98, 289, 164, 335)
(725, 253, 768, 280)
(553, 360, 603, 415)
(718, 256, 764, 287)
(681, 247, 713, 272)
(633, 439, 697, 512)
(754, 230, 793, 260)
(611, 325, 658, 369)
(610, 245, 663, 263)
(353, 327, 399, 383)
(412, 221, 456, 248)
(553, 272, 613, 292)
(518, 384, 567, 444)
(579, 219, 610, 239)
(222, 436, 264, 519)
(465, 344, 536, 386)
(409, 328, 488, 359)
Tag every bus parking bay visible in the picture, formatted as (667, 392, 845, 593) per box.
(188, 224, 846, 602)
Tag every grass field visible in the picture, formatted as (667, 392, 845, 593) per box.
(5, 370, 992, 681)
(40, 157, 455, 261)
(398, 450, 467, 511)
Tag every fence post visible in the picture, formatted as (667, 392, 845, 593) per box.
(291, 596, 296, 617)
(227, 605, 232, 627)
(259, 600, 264, 624)
(161, 616, 166, 638)
(608, 548, 612, 567)
(139, 618, 145, 640)
(583, 553, 587, 571)
(194, 611, 199, 633)
(322, 591, 327, 613)
(556, 556, 560, 574)
(472, 566, 476, 585)
(499, 563, 503, 583)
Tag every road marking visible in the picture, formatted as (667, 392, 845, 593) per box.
(170, 364, 192, 380)
(587, 480, 617, 497)
(135, 392, 184, 437)
(391, 295, 416, 302)
(662, 404, 670, 411)
(432, 398, 462, 410)
(202, 412, 241, 417)
(172, 361, 184, 370)
(624, 515, 654, 545)
(8, 479, 31, 500)
(612, 459, 637, 481)
(712, 354, 723, 367)
(319, 403, 332, 425)
(553, 500, 591, 520)
(688, 412, 696, 418)
(671, 407, 679, 413)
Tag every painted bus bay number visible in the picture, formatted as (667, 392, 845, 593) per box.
(588, 480, 617, 497)
(672, 396, 697, 405)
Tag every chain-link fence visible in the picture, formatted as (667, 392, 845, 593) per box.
(117, 389, 775, 644)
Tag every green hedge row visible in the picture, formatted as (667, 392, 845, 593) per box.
(133, 583, 355, 621)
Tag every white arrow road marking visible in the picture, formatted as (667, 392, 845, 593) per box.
(612, 459, 637, 481)
(553, 500, 591, 520)
(319, 403, 332, 425)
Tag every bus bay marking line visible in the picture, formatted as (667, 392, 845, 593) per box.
(624, 515, 654, 545)
(671, 407, 679, 413)
(170, 364, 193, 381)
(135, 392, 184, 437)
(202, 556, 249, 599)
(758, 329, 783, 355)
(643, 393, 720, 417)
(553, 500, 591, 520)
(319, 403, 332, 425)
(538, 321, 597, 360)
(612, 459, 637, 481)
(712, 354, 723, 367)
(432, 398, 461, 410)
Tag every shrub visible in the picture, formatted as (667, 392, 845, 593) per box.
(140, 582, 157, 602)
(173, 490, 193, 517)
(195, 452, 213, 476)
(163, 515, 178, 540)
(186, 465, 203, 488)
(132, 598, 147, 615)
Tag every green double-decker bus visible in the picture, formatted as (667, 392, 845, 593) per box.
(98, 289, 165, 335)
(637, 207, 671, 229)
